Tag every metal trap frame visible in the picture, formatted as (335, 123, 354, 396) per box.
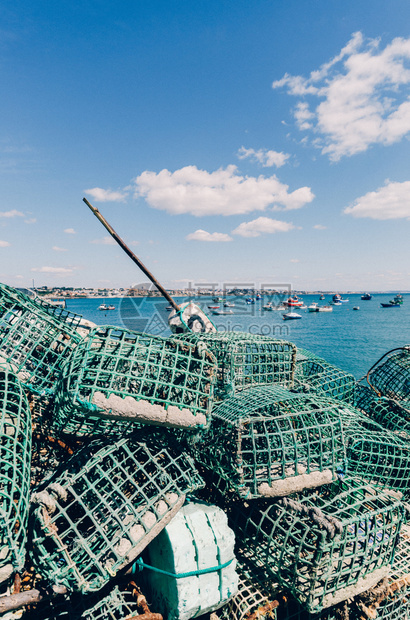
(231, 476, 404, 614)
(366, 346, 410, 406)
(354, 383, 410, 442)
(30, 432, 204, 593)
(0, 283, 81, 396)
(173, 332, 297, 399)
(52, 326, 216, 437)
(187, 386, 346, 499)
(294, 349, 356, 403)
(217, 568, 279, 620)
(0, 366, 32, 584)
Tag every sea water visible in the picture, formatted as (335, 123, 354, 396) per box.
(65, 294, 410, 380)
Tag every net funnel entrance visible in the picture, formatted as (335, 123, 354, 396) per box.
(0, 366, 32, 584)
(0, 283, 81, 396)
(188, 386, 346, 499)
(52, 326, 216, 437)
(231, 477, 404, 614)
(173, 332, 297, 399)
(294, 349, 356, 403)
(30, 433, 204, 593)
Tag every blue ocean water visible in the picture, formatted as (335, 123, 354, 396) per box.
(65, 293, 410, 380)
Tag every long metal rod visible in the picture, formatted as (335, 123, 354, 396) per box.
(83, 197, 180, 312)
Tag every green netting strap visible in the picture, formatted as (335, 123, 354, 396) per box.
(132, 556, 233, 578)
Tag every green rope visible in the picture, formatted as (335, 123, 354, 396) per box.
(132, 556, 233, 578)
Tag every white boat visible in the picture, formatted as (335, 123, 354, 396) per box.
(308, 303, 319, 312)
(283, 312, 302, 320)
(262, 303, 274, 311)
(353, 306, 360, 311)
(318, 305, 333, 312)
(212, 309, 233, 315)
(224, 302, 235, 307)
(98, 304, 108, 310)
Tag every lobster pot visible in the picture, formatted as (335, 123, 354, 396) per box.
(347, 430, 410, 496)
(366, 346, 410, 405)
(143, 501, 238, 620)
(188, 386, 346, 499)
(355, 383, 410, 442)
(174, 331, 297, 399)
(0, 283, 81, 396)
(0, 366, 31, 584)
(52, 326, 216, 437)
(231, 477, 404, 614)
(25, 586, 154, 620)
(30, 434, 204, 593)
(217, 569, 279, 620)
(294, 348, 356, 403)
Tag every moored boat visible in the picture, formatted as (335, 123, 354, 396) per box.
(361, 293, 372, 300)
(283, 312, 302, 320)
(317, 305, 333, 312)
(381, 301, 400, 308)
(284, 295, 304, 307)
(308, 303, 319, 312)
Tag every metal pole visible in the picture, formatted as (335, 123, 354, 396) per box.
(83, 198, 180, 312)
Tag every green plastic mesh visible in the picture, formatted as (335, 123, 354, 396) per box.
(277, 598, 353, 620)
(294, 349, 356, 403)
(231, 476, 404, 614)
(346, 429, 410, 496)
(0, 283, 81, 395)
(30, 433, 204, 593)
(52, 326, 217, 437)
(187, 386, 346, 499)
(0, 366, 31, 583)
(173, 331, 297, 398)
(366, 346, 410, 406)
(25, 586, 148, 619)
(354, 384, 410, 441)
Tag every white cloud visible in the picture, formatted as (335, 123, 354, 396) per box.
(52, 246, 68, 252)
(0, 210, 24, 218)
(290, 258, 300, 263)
(64, 228, 76, 234)
(186, 229, 233, 242)
(84, 187, 127, 202)
(344, 180, 410, 219)
(134, 165, 314, 216)
(90, 236, 116, 245)
(313, 224, 327, 230)
(237, 146, 290, 168)
(31, 266, 73, 274)
(24, 218, 37, 224)
(0, 240, 11, 247)
(232, 217, 296, 238)
(273, 32, 410, 160)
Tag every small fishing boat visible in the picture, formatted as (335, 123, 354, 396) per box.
(208, 305, 220, 309)
(284, 295, 304, 307)
(107, 305, 115, 310)
(224, 302, 235, 307)
(320, 294, 325, 300)
(246, 298, 255, 304)
(353, 306, 360, 311)
(166, 305, 173, 311)
(318, 305, 333, 312)
(212, 309, 233, 315)
(308, 303, 319, 313)
(361, 293, 372, 300)
(381, 302, 400, 308)
(283, 312, 302, 320)
(212, 297, 223, 302)
(262, 303, 274, 311)
(339, 298, 349, 303)
(98, 304, 108, 311)
(393, 294, 403, 304)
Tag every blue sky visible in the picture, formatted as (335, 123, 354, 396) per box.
(1, 0, 410, 291)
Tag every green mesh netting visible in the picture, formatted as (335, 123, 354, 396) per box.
(187, 386, 346, 499)
(0, 283, 82, 395)
(354, 384, 410, 441)
(0, 366, 31, 584)
(366, 346, 410, 406)
(277, 597, 353, 619)
(30, 433, 204, 593)
(172, 331, 297, 398)
(231, 476, 404, 614)
(52, 326, 217, 437)
(294, 349, 356, 403)
(346, 429, 410, 496)
(24, 585, 150, 619)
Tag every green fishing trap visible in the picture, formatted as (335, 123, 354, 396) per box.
(366, 346, 410, 405)
(372, 526, 410, 619)
(52, 326, 217, 437)
(0, 366, 32, 584)
(172, 332, 297, 399)
(0, 283, 82, 396)
(354, 383, 410, 443)
(30, 432, 204, 593)
(294, 349, 356, 403)
(25, 585, 155, 619)
(187, 386, 346, 499)
(231, 476, 404, 614)
(346, 429, 410, 496)
(216, 568, 279, 620)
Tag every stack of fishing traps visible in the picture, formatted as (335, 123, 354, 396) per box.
(0, 283, 410, 620)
